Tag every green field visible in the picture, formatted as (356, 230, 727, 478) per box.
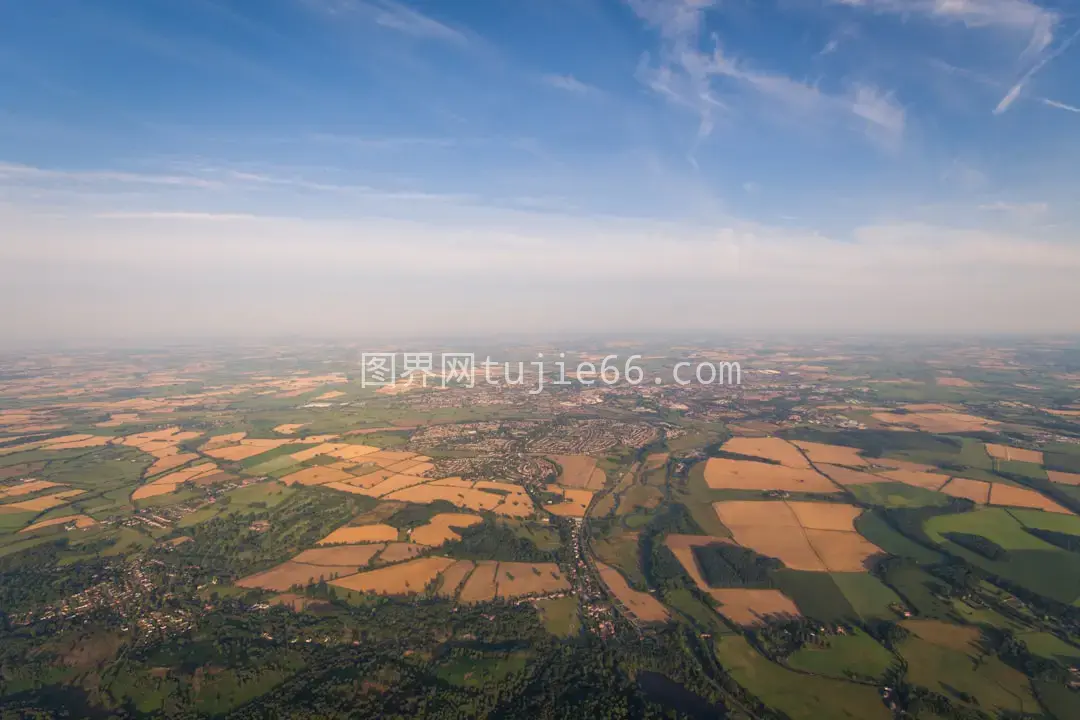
(854, 509, 943, 564)
(673, 463, 731, 538)
(714, 635, 890, 720)
(898, 632, 1039, 714)
(786, 630, 895, 681)
(772, 571, 858, 623)
(925, 508, 1080, 603)
(830, 572, 904, 620)
(535, 596, 580, 637)
(847, 482, 950, 509)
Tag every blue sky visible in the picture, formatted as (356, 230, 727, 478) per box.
(1, 0, 1078, 341)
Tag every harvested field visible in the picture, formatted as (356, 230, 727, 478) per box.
(936, 377, 974, 387)
(345, 470, 396, 488)
(792, 441, 868, 467)
(711, 588, 801, 626)
(596, 562, 669, 622)
(315, 390, 345, 400)
(872, 411, 995, 434)
(550, 455, 605, 489)
(714, 500, 801, 529)
(985, 444, 1044, 464)
(19, 514, 96, 533)
(6, 489, 84, 512)
(729, 527, 827, 571)
(786, 502, 861, 532)
(327, 444, 380, 461)
(544, 485, 593, 517)
(458, 561, 499, 603)
(44, 436, 112, 450)
(279, 466, 354, 487)
(273, 424, 306, 435)
(385, 484, 502, 513)
(323, 481, 375, 495)
(288, 443, 351, 463)
(0, 480, 61, 498)
(816, 464, 890, 486)
(378, 542, 425, 563)
(712, 501, 881, 573)
(665, 534, 730, 589)
(362, 474, 431, 498)
(400, 461, 434, 476)
(1049, 471, 1080, 486)
(495, 562, 570, 598)
(722, 437, 809, 468)
(237, 562, 357, 591)
(318, 524, 399, 545)
(332, 556, 455, 596)
(411, 513, 483, 546)
(879, 469, 950, 491)
(146, 453, 198, 477)
(204, 440, 291, 462)
(989, 485, 1072, 514)
(436, 560, 475, 598)
(803, 530, 879, 572)
(292, 545, 385, 567)
(940, 478, 991, 504)
(703, 458, 839, 493)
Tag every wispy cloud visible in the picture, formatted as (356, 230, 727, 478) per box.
(994, 27, 1080, 114)
(835, 0, 1058, 56)
(978, 200, 1049, 214)
(1041, 97, 1080, 113)
(541, 74, 598, 95)
(303, 0, 467, 44)
(0, 162, 220, 189)
(630, 0, 904, 147)
(932, 57, 1080, 115)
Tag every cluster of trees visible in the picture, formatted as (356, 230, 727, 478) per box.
(882, 665, 992, 720)
(1026, 527, 1080, 553)
(157, 488, 366, 581)
(442, 519, 555, 563)
(943, 532, 1009, 561)
(982, 628, 1068, 683)
(691, 543, 780, 589)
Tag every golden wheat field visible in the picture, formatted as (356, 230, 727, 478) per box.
(710, 588, 801, 626)
(280, 466, 354, 487)
(722, 437, 809, 468)
(791, 441, 868, 467)
(19, 514, 97, 534)
(1048, 471, 1080, 486)
(712, 500, 881, 572)
(292, 544, 385, 567)
(595, 562, 669, 622)
(436, 560, 476, 598)
(458, 561, 500, 603)
(989, 484, 1072, 514)
(702, 458, 840, 493)
(940, 478, 991, 504)
(549, 455, 606, 489)
(236, 562, 359, 592)
(814, 464, 890, 486)
(984, 443, 1044, 464)
(331, 556, 456, 596)
(318, 524, 400, 545)
(410, 513, 482, 546)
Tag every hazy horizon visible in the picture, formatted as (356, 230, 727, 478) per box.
(3, 0, 1078, 342)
